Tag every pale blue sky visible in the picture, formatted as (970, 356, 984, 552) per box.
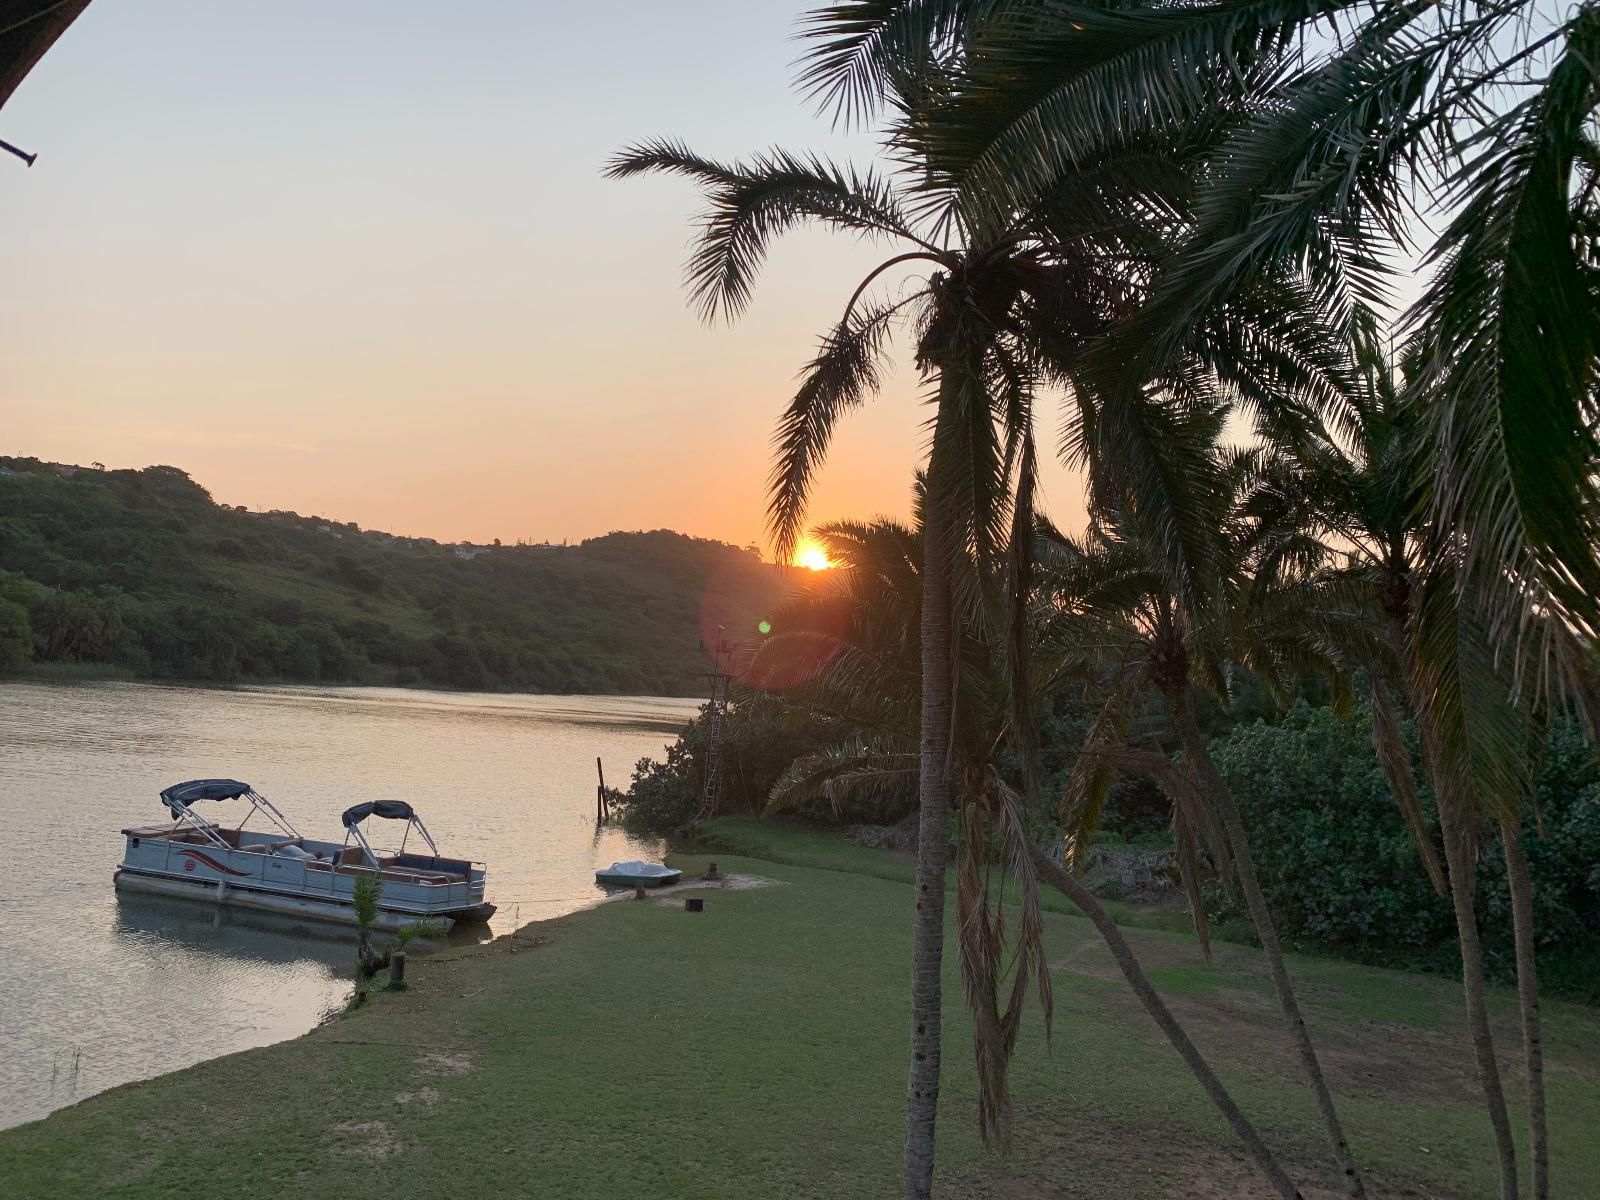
(2, 2, 1085, 548)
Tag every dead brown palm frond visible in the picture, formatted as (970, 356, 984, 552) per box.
(956, 768, 1052, 1147)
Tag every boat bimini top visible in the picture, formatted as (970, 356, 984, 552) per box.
(155, 782, 445, 870)
(159, 778, 301, 849)
(340, 800, 442, 869)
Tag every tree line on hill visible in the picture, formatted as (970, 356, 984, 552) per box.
(0, 457, 789, 695)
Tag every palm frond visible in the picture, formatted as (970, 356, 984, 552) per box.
(768, 296, 914, 563)
(1089, 6, 1442, 394)
(1058, 664, 1144, 869)
(957, 770, 1051, 1147)
(939, 0, 1351, 224)
(1078, 742, 1226, 957)
(605, 140, 922, 321)
(1411, 8, 1600, 658)
(766, 737, 918, 815)
(1410, 562, 1538, 830)
(794, 0, 985, 127)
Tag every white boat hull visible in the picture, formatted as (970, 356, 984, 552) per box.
(116, 819, 493, 932)
(114, 869, 457, 932)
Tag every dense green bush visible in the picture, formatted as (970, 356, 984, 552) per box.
(1210, 702, 1600, 1000)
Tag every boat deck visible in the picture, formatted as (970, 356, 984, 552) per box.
(121, 823, 474, 887)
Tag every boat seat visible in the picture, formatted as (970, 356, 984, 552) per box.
(380, 867, 455, 885)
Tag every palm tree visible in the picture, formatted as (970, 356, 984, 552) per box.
(818, 11, 1599, 1194)
(893, 0, 1600, 679)
(605, 123, 1187, 1195)
(611, 11, 1391, 1193)
(1033, 405, 1368, 1198)
(750, 515, 1312, 1200)
(1241, 341, 1583, 1199)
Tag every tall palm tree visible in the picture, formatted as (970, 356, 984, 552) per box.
(750, 515, 1312, 1200)
(606, 126, 1184, 1196)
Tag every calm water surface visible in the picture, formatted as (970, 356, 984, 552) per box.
(0, 680, 698, 1130)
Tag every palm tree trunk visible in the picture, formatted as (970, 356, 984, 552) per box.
(1431, 790, 1520, 1199)
(1393, 614, 1520, 1199)
(1166, 688, 1366, 1199)
(1029, 845, 1304, 1200)
(1502, 818, 1546, 1199)
(902, 510, 953, 1200)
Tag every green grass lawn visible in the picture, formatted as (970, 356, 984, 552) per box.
(4, 830, 1596, 1199)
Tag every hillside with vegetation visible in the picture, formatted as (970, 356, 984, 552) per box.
(0, 457, 792, 695)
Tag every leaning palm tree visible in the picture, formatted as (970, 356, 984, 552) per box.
(749, 514, 1313, 1200)
(1033, 405, 1369, 1199)
(1239, 334, 1589, 1196)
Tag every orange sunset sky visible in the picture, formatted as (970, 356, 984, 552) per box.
(2, 2, 1088, 554)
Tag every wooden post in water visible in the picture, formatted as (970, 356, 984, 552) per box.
(596, 756, 609, 823)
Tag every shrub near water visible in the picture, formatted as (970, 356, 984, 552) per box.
(1210, 702, 1600, 1000)
(610, 692, 912, 833)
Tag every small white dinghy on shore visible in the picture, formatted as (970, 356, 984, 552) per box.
(595, 860, 682, 889)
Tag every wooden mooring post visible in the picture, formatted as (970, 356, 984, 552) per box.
(596, 756, 609, 823)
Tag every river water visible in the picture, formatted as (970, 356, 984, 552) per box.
(0, 680, 698, 1130)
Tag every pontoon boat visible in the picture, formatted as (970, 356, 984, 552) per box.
(114, 780, 495, 932)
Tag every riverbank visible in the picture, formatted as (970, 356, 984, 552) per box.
(1, 661, 712, 701)
(5, 829, 1597, 1198)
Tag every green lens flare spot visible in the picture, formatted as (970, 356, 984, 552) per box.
(757, 620, 772, 635)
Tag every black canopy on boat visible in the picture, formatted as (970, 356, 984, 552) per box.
(160, 778, 253, 814)
(341, 800, 416, 829)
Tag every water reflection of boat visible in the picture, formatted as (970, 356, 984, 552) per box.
(114, 779, 496, 931)
(112, 891, 357, 970)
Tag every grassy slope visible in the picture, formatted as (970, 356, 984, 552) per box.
(4, 833, 1596, 1199)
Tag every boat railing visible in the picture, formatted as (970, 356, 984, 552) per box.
(139, 833, 482, 907)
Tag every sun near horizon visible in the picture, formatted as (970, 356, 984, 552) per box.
(792, 539, 836, 571)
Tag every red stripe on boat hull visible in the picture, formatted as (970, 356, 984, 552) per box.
(177, 848, 252, 877)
